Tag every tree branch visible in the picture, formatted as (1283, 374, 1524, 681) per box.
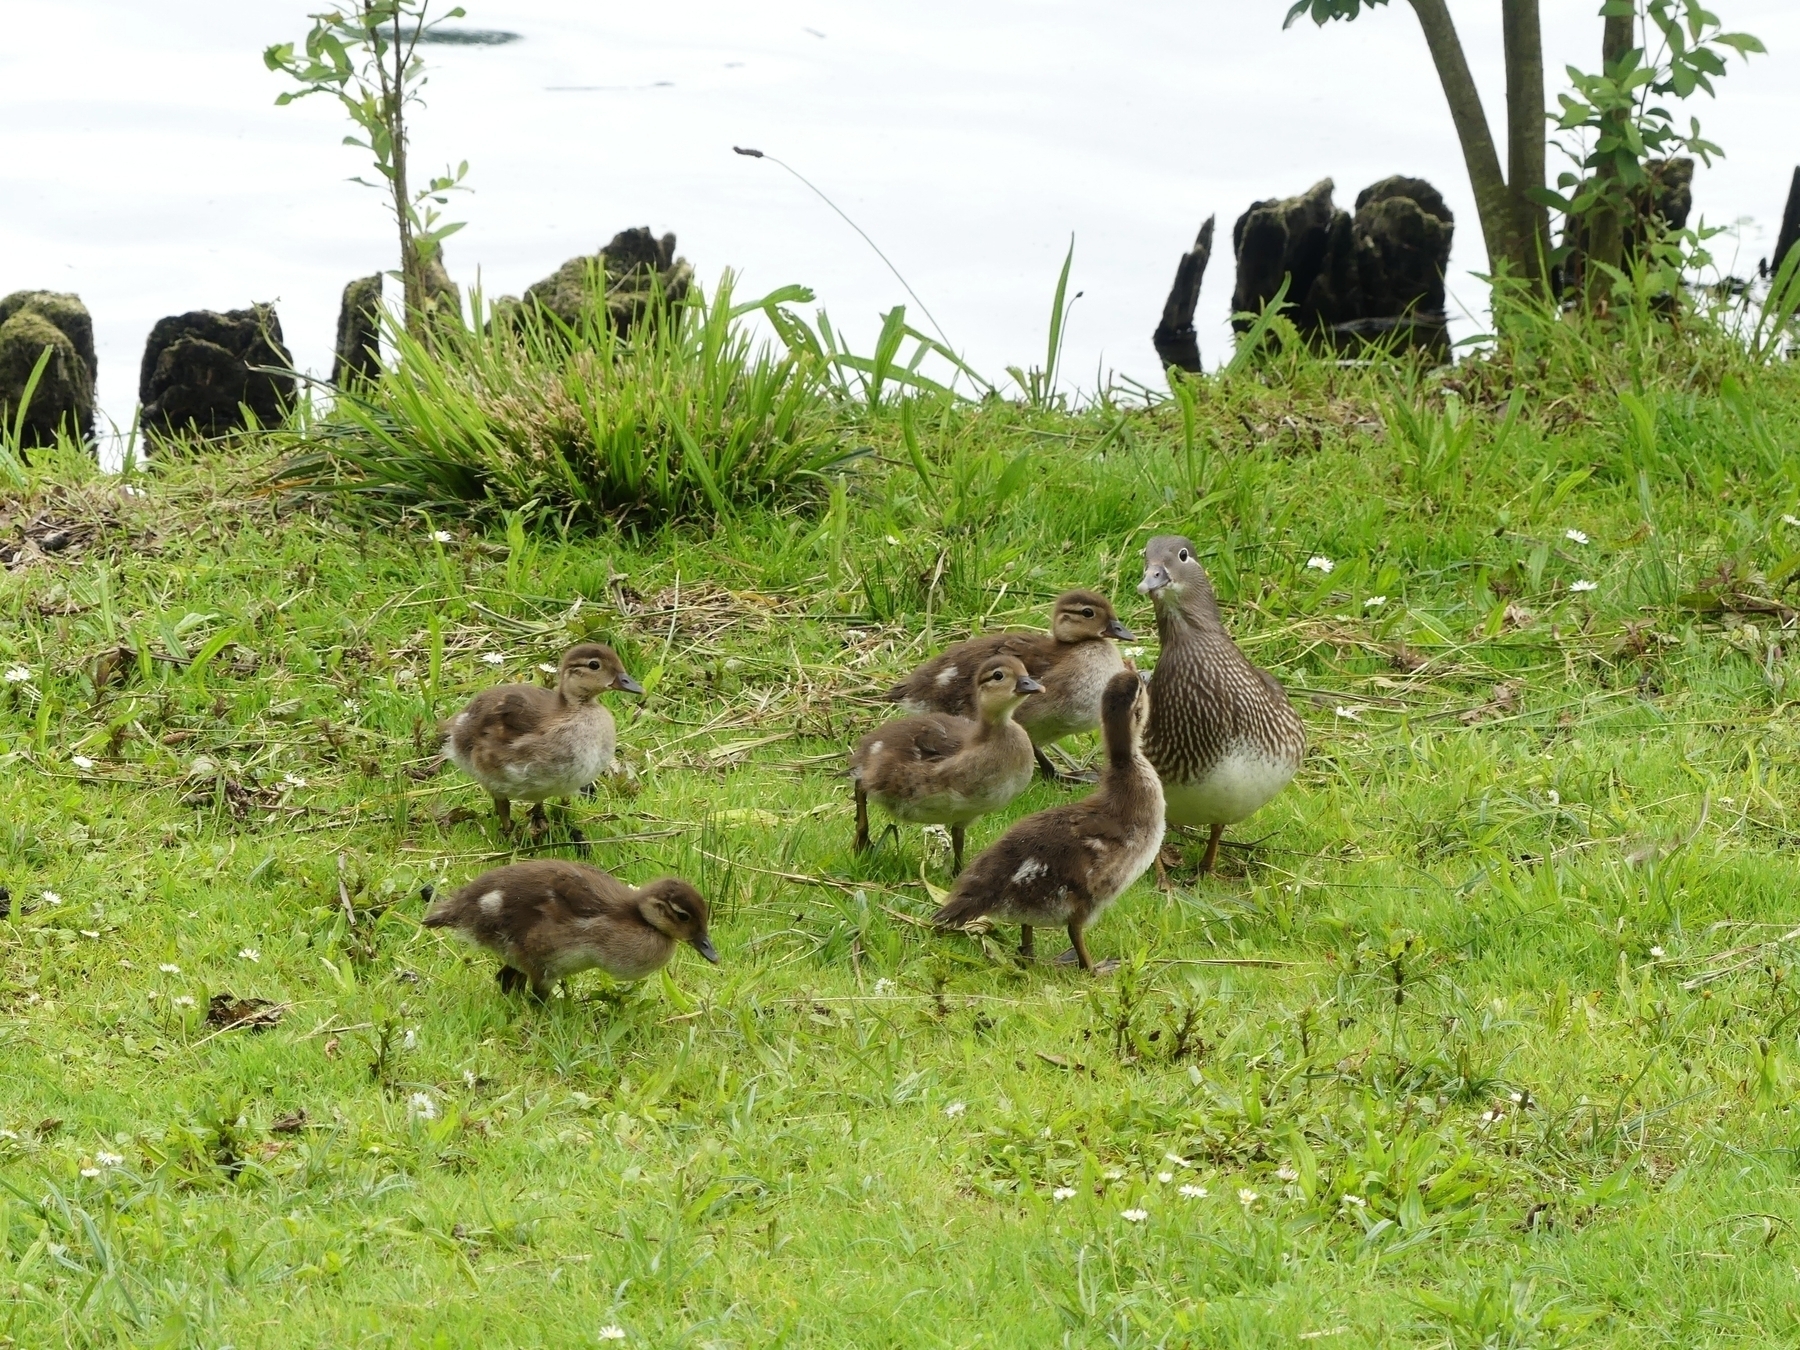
(1404, 0, 1515, 275)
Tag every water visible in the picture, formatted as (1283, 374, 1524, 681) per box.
(4, 0, 1797, 448)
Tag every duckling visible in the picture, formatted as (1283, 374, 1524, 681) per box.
(422, 859, 717, 999)
(1138, 535, 1305, 874)
(442, 642, 642, 835)
(933, 669, 1163, 972)
(852, 655, 1041, 872)
(883, 589, 1133, 780)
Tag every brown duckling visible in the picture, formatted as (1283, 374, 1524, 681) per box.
(933, 669, 1163, 972)
(422, 859, 717, 999)
(1139, 535, 1305, 874)
(442, 642, 642, 835)
(852, 655, 1041, 872)
(883, 589, 1133, 780)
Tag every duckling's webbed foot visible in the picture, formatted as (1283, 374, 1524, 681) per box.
(496, 966, 527, 994)
(1055, 922, 1114, 975)
(528, 803, 550, 840)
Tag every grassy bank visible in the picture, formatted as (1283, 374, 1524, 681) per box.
(4, 335, 1800, 1347)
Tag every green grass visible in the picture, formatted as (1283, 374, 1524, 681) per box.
(5, 333, 1800, 1347)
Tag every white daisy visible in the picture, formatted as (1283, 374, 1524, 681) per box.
(1783, 515, 1800, 529)
(1238, 1188, 1259, 1206)
(3, 667, 31, 684)
(42, 891, 61, 905)
(430, 530, 453, 544)
(159, 963, 180, 975)
(597, 1328, 626, 1342)
(1052, 1186, 1076, 1201)
(71, 755, 95, 770)
(1565, 529, 1589, 545)
(1341, 1193, 1366, 1208)
(238, 948, 260, 963)
(80, 1167, 101, 1178)
(1650, 945, 1665, 958)
(172, 995, 195, 1008)
(409, 1092, 438, 1121)
(480, 652, 506, 666)
(1334, 706, 1363, 722)
(1164, 1152, 1190, 1167)
(872, 977, 895, 995)
(538, 662, 558, 675)
(282, 773, 307, 788)
(1179, 1184, 1208, 1199)
(1363, 596, 1386, 608)
(1570, 580, 1598, 593)
(1305, 555, 1334, 573)
(1121, 1208, 1148, 1223)
(943, 1101, 966, 1118)
(1157, 1171, 1174, 1184)
(96, 1151, 123, 1167)
(1277, 1164, 1299, 1182)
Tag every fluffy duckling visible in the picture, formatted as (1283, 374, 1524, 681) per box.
(852, 655, 1041, 872)
(1139, 535, 1305, 874)
(442, 642, 642, 835)
(883, 589, 1133, 780)
(423, 859, 717, 999)
(933, 669, 1163, 972)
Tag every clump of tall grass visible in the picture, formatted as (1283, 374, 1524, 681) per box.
(283, 271, 858, 522)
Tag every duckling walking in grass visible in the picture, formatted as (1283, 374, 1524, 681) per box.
(443, 642, 642, 837)
(1138, 535, 1305, 875)
(932, 669, 1162, 973)
(883, 589, 1133, 781)
(852, 655, 1040, 873)
(422, 860, 717, 999)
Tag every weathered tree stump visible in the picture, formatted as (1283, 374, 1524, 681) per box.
(498, 227, 694, 339)
(1226, 177, 1452, 359)
(1153, 217, 1214, 373)
(1557, 157, 1694, 297)
(139, 305, 296, 441)
(0, 291, 96, 448)
(332, 275, 383, 386)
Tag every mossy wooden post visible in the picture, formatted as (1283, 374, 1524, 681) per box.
(1153, 217, 1214, 374)
(332, 275, 384, 386)
(1774, 167, 1800, 276)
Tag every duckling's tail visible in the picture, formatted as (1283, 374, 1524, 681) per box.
(931, 884, 988, 930)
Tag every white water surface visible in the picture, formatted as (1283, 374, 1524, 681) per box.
(3, 0, 1797, 445)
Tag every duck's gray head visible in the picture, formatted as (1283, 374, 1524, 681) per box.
(1138, 535, 1216, 613)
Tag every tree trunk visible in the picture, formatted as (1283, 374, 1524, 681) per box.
(1775, 166, 1800, 277)
(1153, 216, 1214, 373)
(382, 4, 423, 334)
(1404, 0, 1519, 278)
(1585, 10, 1637, 307)
(1500, 0, 1548, 290)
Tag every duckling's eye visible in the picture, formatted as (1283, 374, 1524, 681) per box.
(587, 660, 601, 670)
(670, 907, 691, 923)
(1178, 548, 1190, 563)
(1081, 608, 1094, 618)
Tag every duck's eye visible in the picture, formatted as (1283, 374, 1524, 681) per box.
(1081, 608, 1094, 618)
(587, 660, 601, 670)
(1178, 549, 1190, 563)
(670, 907, 690, 923)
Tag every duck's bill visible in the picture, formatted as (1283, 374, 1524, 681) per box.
(615, 673, 645, 694)
(692, 935, 721, 964)
(1138, 566, 1170, 596)
(1016, 676, 1045, 694)
(1105, 618, 1135, 639)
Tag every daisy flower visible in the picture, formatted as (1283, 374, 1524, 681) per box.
(71, 755, 95, 770)
(1121, 1208, 1148, 1223)
(1570, 580, 1597, 593)
(1052, 1187, 1076, 1201)
(480, 652, 506, 666)
(3, 667, 31, 684)
(1179, 1184, 1208, 1199)
(943, 1101, 966, 1119)
(1565, 528, 1589, 545)
(1305, 556, 1334, 574)
(409, 1092, 438, 1121)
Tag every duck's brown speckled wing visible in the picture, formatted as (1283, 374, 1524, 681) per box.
(886, 632, 1051, 714)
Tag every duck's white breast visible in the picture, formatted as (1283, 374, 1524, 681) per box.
(1162, 749, 1295, 827)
